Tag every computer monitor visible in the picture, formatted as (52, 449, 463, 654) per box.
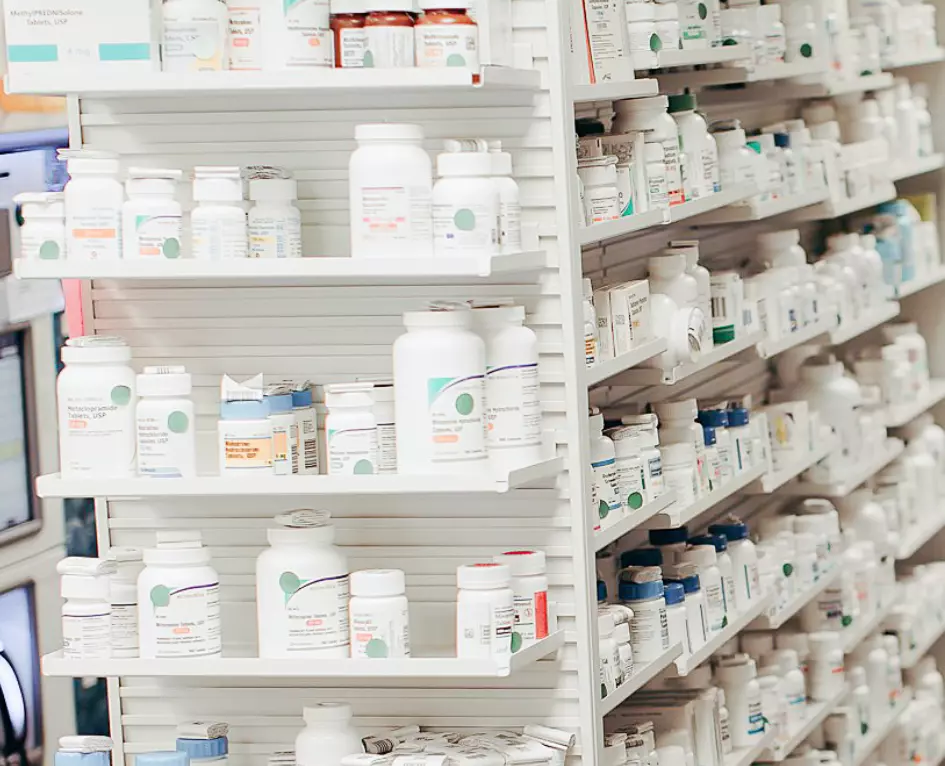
(0, 582, 43, 766)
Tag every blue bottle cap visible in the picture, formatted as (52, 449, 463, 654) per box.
(649, 527, 688, 546)
(774, 133, 791, 149)
(57, 754, 110, 766)
(688, 533, 728, 553)
(708, 520, 749, 542)
(265, 393, 293, 414)
(702, 425, 717, 446)
(598, 580, 607, 602)
(667, 574, 701, 594)
(137, 753, 190, 766)
(727, 407, 750, 427)
(620, 548, 663, 569)
(663, 581, 685, 606)
(619, 578, 665, 602)
(698, 409, 729, 428)
(177, 738, 228, 761)
(291, 388, 313, 408)
(220, 399, 268, 420)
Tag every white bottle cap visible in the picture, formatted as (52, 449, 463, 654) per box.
(302, 703, 353, 725)
(145, 531, 211, 566)
(471, 304, 526, 329)
(808, 631, 842, 654)
(614, 621, 630, 644)
(403, 307, 474, 330)
(457, 562, 511, 589)
(678, 544, 716, 568)
(127, 168, 183, 182)
(494, 550, 546, 576)
(193, 167, 243, 203)
(62, 336, 132, 365)
(654, 399, 697, 423)
(715, 653, 758, 683)
(60, 574, 110, 600)
(249, 178, 298, 202)
(351, 569, 406, 597)
(325, 383, 374, 410)
(758, 229, 801, 251)
(137, 366, 192, 397)
(648, 253, 687, 280)
(355, 123, 424, 143)
(598, 612, 615, 637)
(268, 510, 335, 546)
(882, 321, 919, 341)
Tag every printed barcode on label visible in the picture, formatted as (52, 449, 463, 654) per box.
(711, 296, 727, 318)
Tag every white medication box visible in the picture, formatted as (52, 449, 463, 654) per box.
(609, 279, 651, 355)
(3, 0, 159, 77)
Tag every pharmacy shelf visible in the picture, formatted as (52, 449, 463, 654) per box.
(5, 66, 541, 98)
(885, 48, 945, 69)
(757, 684, 850, 762)
(578, 209, 666, 247)
(654, 57, 826, 92)
(599, 642, 684, 716)
(726, 728, 779, 766)
(594, 492, 678, 551)
(652, 44, 752, 70)
(667, 184, 758, 224)
(757, 318, 833, 359)
(14, 250, 550, 286)
(571, 78, 659, 104)
(889, 266, 945, 299)
(41, 631, 564, 678)
(842, 600, 894, 654)
(883, 379, 945, 428)
(585, 338, 669, 388)
(35, 456, 564, 499)
(690, 189, 829, 225)
(829, 301, 901, 345)
(850, 688, 912, 766)
(896, 512, 945, 560)
(668, 592, 775, 676)
(697, 73, 895, 107)
(901, 622, 945, 669)
(749, 567, 841, 631)
(647, 462, 768, 529)
(744, 435, 838, 494)
(776, 438, 905, 499)
(891, 153, 945, 181)
(790, 184, 897, 223)
(614, 330, 766, 386)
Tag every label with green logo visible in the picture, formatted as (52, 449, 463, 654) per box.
(427, 375, 487, 463)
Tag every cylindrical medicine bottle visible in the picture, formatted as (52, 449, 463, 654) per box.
(577, 156, 621, 224)
(715, 653, 765, 748)
(56, 736, 114, 766)
(219, 398, 272, 475)
(689, 533, 736, 617)
(296, 703, 362, 766)
(176, 733, 228, 766)
(494, 550, 549, 650)
(266, 390, 298, 476)
(57, 336, 137, 478)
(433, 150, 499, 257)
(645, 142, 670, 210)
(136, 365, 197, 479)
(614, 620, 634, 681)
(57, 558, 114, 660)
(415, 3, 479, 69)
(138, 531, 222, 659)
(349, 568, 410, 658)
(123, 168, 184, 260)
(15, 191, 65, 260)
(349, 124, 433, 258)
(162, 0, 228, 72)
(106, 546, 144, 659)
(276, 0, 332, 68)
(292, 386, 319, 475)
(708, 518, 761, 611)
(456, 562, 515, 660)
(592, 414, 623, 532)
(662, 580, 689, 660)
(620, 567, 670, 662)
(191, 167, 248, 259)
(364, 1, 416, 68)
(808, 631, 845, 700)
(325, 384, 379, 475)
(248, 178, 302, 259)
(489, 147, 522, 253)
(661, 441, 699, 505)
(392, 307, 489, 475)
(666, 566, 708, 654)
(59, 149, 123, 261)
(366, 380, 397, 475)
(332, 0, 368, 67)
(679, 544, 726, 634)
(256, 510, 350, 658)
(599, 612, 620, 695)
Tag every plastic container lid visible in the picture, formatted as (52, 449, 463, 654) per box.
(619, 578, 664, 602)
(708, 520, 749, 542)
(61, 149, 121, 176)
(62, 336, 132, 365)
(61, 573, 109, 600)
(774, 133, 791, 149)
(351, 568, 406, 597)
(265, 392, 294, 414)
(292, 388, 314, 408)
(698, 409, 729, 429)
(472, 304, 526, 328)
(176, 737, 228, 761)
(325, 384, 374, 410)
(807, 631, 842, 653)
(577, 156, 618, 186)
(494, 550, 546, 576)
(663, 581, 685, 606)
(620, 548, 663, 569)
(688, 534, 727, 552)
(648, 253, 687, 280)
(625, 2, 655, 21)
(403, 307, 474, 330)
(137, 366, 192, 397)
(759, 229, 802, 251)
(679, 544, 717, 568)
(715, 653, 757, 683)
(614, 94, 669, 113)
(649, 527, 688, 546)
(654, 399, 698, 424)
(193, 166, 243, 203)
(598, 612, 616, 637)
(437, 151, 494, 177)
(220, 399, 269, 420)
(268, 510, 335, 546)
(136, 754, 189, 766)
(303, 702, 353, 725)
(250, 178, 298, 202)
(667, 91, 698, 113)
(457, 562, 511, 589)
(727, 407, 750, 427)
(143, 535, 211, 567)
(355, 123, 424, 143)
(667, 573, 701, 593)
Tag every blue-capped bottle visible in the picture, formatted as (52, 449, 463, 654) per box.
(56, 736, 113, 766)
(177, 726, 228, 766)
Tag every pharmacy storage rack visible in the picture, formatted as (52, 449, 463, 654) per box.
(11, 3, 945, 766)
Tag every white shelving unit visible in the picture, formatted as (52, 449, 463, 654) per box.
(884, 379, 945, 428)
(599, 643, 684, 716)
(757, 684, 851, 762)
(647, 463, 768, 529)
(777, 439, 905, 499)
(851, 690, 913, 766)
(749, 567, 842, 631)
(744, 435, 838, 494)
(829, 302, 902, 345)
(890, 266, 945, 299)
(790, 184, 898, 222)
(690, 189, 830, 225)
(594, 492, 678, 551)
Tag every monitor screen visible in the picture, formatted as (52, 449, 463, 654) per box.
(0, 583, 42, 766)
(0, 331, 33, 538)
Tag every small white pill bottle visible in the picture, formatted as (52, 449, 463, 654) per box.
(456, 562, 515, 660)
(325, 383, 379, 475)
(59, 149, 123, 261)
(715, 653, 765, 748)
(136, 366, 197, 479)
(494, 550, 550, 651)
(432, 150, 500, 257)
(349, 568, 411, 658)
(248, 177, 303, 259)
(14, 192, 65, 260)
(619, 566, 671, 663)
(599, 612, 619, 696)
(123, 168, 184, 260)
(708, 517, 761, 611)
(57, 557, 115, 660)
(106, 546, 145, 659)
(265, 389, 298, 477)
(162, 0, 228, 72)
(138, 531, 222, 659)
(218, 392, 272, 476)
(808, 630, 845, 701)
(56, 736, 114, 766)
(256, 510, 350, 658)
(57, 336, 137, 479)
(191, 167, 248, 260)
(296, 703, 362, 766)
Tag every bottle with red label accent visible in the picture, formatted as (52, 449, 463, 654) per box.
(493, 550, 550, 652)
(331, 0, 368, 67)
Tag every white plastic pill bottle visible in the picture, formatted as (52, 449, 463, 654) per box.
(471, 304, 543, 472)
(661, 580, 689, 660)
(349, 568, 411, 658)
(325, 383, 379, 475)
(248, 177, 303, 259)
(368, 380, 397, 474)
(136, 366, 197, 479)
(292, 385, 319, 475)
(456, 562, 515, 660)
(494, 550, 550, 650)
(708, 517, 761, 611)
(349, 123, 433, 259)
(123, 168, 184, 260)
(296, 704, 362, 766)
(393, 306, 489, 475)
(191, 167, 248, 259)
(432, 150, 500, 257)
(489, 146, 522, 253)
(14, 192, 65, 260)
(620, 567, 671, 662)
(106, 546, 144, 659)
(256, 510, 350, 658)
(59, 149, 123, 261)
(276, 0, 333, 68)
(715, 653, 765, 748)
(57, 557, 115, 660)
(176, 732, 228, 766)
(218, 397, 272, 475)
(599, 612, 619, 695)
(162, 0, 229, 72)
(57, 336, 137, 479)
(266, 390, 298, 476)
(138, 531, 222, 659)
(808, 631, 845, 700)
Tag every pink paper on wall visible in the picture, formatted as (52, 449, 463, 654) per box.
(62, 279, 85, 336)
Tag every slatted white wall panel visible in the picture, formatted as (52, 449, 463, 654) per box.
(69, 1, 601, 760)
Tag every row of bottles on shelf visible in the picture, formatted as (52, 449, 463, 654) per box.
(17, 132, 524, 263)
(59, 511, 551, 662)
(57, 302, 543, 480)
